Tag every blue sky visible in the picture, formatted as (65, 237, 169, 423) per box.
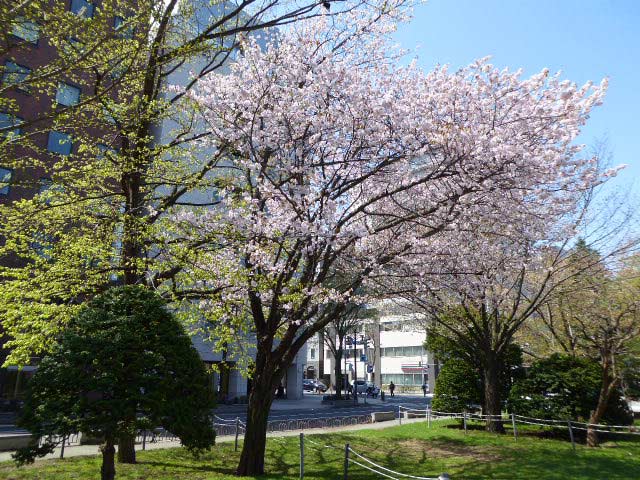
(393, 0, 640, 194)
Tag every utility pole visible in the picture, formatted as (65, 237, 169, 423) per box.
(353, 330, 358, 405)
(318, 331, 325, 381)
(374, 316, 381, 387)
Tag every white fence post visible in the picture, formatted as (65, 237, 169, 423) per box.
(343, 443, 350, 480)
(567, 421, 576, 452)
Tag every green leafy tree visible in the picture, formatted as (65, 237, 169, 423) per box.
(13, 286, 216, 480)
(420, 306, 527, 433)
(509, 353, 632, 426)
(431, 358, 482, 414)
(426, 324, 523, 412)
(620, 339, 640, 399)
(0, 0, 394, 464)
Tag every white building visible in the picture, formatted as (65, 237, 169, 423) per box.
(306, 300, 438, 393)
(191, 332, 307, 402)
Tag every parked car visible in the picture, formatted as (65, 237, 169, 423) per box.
(303, 379, 327, 393)
(349, 380, 368, 395)
(348, 380, 380, 397)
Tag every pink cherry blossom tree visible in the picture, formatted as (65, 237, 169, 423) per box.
(171, 10, 608, 474)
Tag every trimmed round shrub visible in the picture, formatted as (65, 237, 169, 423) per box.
(432, 358, 482, 413)
(508, 353, 632, 425)
(15, 286, 216, 478)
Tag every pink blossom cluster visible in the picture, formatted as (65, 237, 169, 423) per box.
(174, 13, 611, 325)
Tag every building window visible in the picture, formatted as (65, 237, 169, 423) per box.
(0, 113, 22, 138)
(37, 178, 54, 204)
(310, 348, 316, 360)
(47, 131, 73, 155)
(97, 144, 120, 163)
(55, 82, 81, 106)
(114, 16, 134, 39)
(2, 61, 31, 91)
(70, 0, 95, 18)
(381, 373, 423, 386)
(63, 37, 85, 56)
(11, 17, 40, 44)
(103, 107, 117, 124)
(31, 231, 53, 260)
(39, 178, 53, 193)
(0, 167, 13, 196)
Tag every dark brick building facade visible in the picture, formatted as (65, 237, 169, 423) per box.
(0, 0, 125, 401)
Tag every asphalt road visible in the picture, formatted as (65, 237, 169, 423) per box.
(0, 395, 432, 434)
(214, 395, 432, 422)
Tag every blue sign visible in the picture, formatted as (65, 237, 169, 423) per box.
(360, 354, 367, 363)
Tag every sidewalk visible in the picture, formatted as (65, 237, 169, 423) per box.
(0, 416, 425, 463)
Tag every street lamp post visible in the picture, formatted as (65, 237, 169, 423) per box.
(352, 331, 358, 405)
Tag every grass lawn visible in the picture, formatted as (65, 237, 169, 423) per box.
(0, 420, 638, 479)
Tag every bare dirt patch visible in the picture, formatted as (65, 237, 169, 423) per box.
(396, 438, 501, 462)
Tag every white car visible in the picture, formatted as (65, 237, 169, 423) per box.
(349, 380, 368, 394)
(349, 380, 380, 397)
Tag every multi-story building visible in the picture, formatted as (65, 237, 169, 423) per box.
(0, 0, 311, 405)
(0, 0, 127, 401)
(306, 299, 439, 393)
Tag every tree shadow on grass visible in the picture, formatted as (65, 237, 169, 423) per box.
(467, 446, 640, 480)
(137, 460, 220, 473)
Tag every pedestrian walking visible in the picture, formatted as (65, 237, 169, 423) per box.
(422, 382, 427, 397)
(389, 381, 395, 397)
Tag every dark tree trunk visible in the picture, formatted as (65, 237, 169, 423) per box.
(483, 355, 505, 433)
(121, 169, 145, 286)
(318, 331, 325, 379)
(117, 433, 136, 464)
(236, 374, 277, 476)
(587, 358, 616, 447)
(334, 350, 343, 399)
(100, 437, 116, 480)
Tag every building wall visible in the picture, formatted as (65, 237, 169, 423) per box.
(151, 1, 306, 402)
(307, 299, 439, 393)
(0, 1, 125, 396)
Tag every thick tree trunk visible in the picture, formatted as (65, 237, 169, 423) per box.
(483, 356, 505, 433)
(117, 433, 136, 464)
(121, 169, 145, 286)
(334, 350, 343, 399)
(587, 360, 616, 447)
(236, 375, 276, 476)
(100, 437, 116, 480)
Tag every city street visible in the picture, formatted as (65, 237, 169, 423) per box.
(214, 392, 433, 422)
(0, 393, 432, 435)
